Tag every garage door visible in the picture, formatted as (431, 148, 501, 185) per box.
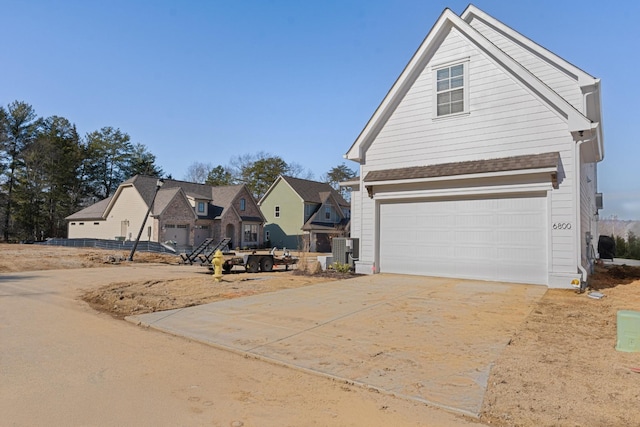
(164, 224, 189, 246)
(379, 196, 547, 284)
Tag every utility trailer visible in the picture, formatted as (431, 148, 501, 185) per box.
(219, 250, 299, 273)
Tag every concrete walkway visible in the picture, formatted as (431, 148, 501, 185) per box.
(129, 274, 546, 417)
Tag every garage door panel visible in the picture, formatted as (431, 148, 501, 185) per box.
(379, 196, 547, 284)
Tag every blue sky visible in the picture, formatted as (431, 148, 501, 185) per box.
(2, 0, 638, 219)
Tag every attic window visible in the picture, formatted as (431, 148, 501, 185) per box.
(275, 206, 280, 218)
(240, 198, 246, 211)
(325, 206, 331, 220)
(435, 61, 468, 117)
(197, 202, 205, 213)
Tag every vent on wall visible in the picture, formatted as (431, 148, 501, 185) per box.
(596, 193, 603, 210)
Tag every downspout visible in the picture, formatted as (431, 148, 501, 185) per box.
(575, 133, 597, 292)
(574, 87, 600, 292)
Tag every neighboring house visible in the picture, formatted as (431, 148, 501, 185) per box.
(344, 5, 604, 287)
(66, 175, 265, 249)
(259, 175, 350, 252)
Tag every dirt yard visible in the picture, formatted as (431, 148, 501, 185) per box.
(3, 243, 640, 426)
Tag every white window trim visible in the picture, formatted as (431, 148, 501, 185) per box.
(243, 223, 259, 243)
(432, 59, 470, 120)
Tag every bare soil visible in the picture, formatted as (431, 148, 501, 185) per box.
(4, 243, 640, 426)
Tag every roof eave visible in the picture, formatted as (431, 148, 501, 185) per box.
(365, 166, 558, 187)
(346, 8, 456, 161)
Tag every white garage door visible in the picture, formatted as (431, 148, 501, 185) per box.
(379, 196, 547, 284)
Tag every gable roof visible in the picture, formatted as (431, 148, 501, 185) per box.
(209, 184, 248, 219)
(461, 5, 596, 86)
(152, 186, 196, 218)
(65, 196, 112, 221)
(345, 6, 602, 163)
(301, 191, 350, 232)
(260, 175, 349, 207)
(66, 176, 258, 222)
(161, 178, 213, 199)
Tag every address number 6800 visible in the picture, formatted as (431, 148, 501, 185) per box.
(552, 222, 572, 230)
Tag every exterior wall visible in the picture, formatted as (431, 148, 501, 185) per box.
(365, 29, 570, 169)
(213, 187, 265, 249)
(158, 195, 196, 246)
(467, 17, 583, 111)
(68, 186, 148, 241)
(353, 27, 586, 285)
(260, 180, 304, 250)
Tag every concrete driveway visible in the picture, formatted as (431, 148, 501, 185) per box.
(129, 273, 546, 417)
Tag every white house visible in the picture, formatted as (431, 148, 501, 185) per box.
(344, 5, 604, 288)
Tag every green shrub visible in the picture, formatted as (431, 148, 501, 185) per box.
(331, 262, 351, 273)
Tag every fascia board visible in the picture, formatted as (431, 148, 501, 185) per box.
(345, 8, 455, 162)
(339, 178, 360, 188)
(447, 12, 592, 132)
(103, 184, 131, 219)
(461, 5, 597, 86)
(324, 193, 346, 220)
(158, 188, 198, 220)
(242, 187, 267, 222)
(346, 7, 593, 162)
(282, 177, 306, 204)
(257, 176, 282, 205)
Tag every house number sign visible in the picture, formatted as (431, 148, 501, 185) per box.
(552, 222, 572, 230)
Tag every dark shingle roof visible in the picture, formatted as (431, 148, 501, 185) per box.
(65, 196, 112, 220)
(66, 175, 251, 221)
(282, 176, 349, 207)
(154, 178, 211, 199)
(364, 152, 560, 182)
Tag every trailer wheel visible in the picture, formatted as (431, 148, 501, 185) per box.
(223, 262, 232, 273)
(260, 257, 274, 272)
(246, 257, 260, 273)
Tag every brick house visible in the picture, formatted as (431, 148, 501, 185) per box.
(66, 175, 265, 249)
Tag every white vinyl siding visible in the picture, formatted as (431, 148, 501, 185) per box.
(468, 17, 583, 111)
(378, 196, 548, 284)
(68, 186, 148, 240)
(346, 15, 599, 287)
(366, 30, 570, 170)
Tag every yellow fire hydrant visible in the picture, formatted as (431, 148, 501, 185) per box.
(212, 249, 224, 282)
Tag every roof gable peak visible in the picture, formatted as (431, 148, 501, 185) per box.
(345, 6, 593, 162)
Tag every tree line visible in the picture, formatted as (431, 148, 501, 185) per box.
(0, 101, 163, 241)
(0, 100, 356, 242)
(614, 232, 640, 260)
